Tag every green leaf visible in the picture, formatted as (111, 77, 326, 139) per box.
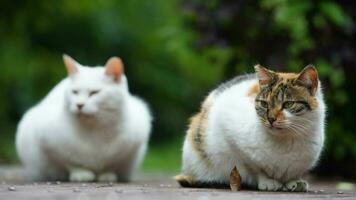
(319, 1, 348, 27)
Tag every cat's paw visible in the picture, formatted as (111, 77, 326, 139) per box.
(69, 169, 95, 182)
(97, 172, 117, 182)
(258, 178, 283, 191)
(285, 179, 308, 192)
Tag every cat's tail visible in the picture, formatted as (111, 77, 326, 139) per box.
(174, 174, 195, 187)
(174, 174, 229, 189)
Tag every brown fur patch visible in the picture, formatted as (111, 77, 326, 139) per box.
(278, 72, 299, 80)
(186, 96, 212, 167)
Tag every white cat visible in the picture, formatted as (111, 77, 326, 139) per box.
(176, 65, 326, 192)
(16, 55, 152, 182)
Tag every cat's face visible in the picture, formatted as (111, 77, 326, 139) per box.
(254, 65, 320, 135)
(63, 55, 125, 118)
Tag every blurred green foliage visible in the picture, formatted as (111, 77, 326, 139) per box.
(0, 0, 355, 176)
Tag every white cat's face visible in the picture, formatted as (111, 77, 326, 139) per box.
(63, 55, 125, 118)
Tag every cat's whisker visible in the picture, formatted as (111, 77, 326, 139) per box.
(291, 122, 310, 132)
(292, 118, 315, 125)
(286, 126, 300, 136)
(288, 124, 309, 136)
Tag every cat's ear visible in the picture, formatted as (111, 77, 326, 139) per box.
(63, 54, 79, 76)
(105, 57, 124, 81)
(254, 64, 276, 86)
(295, 64, 319, 95)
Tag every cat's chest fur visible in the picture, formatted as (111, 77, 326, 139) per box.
(243, 133, 321, 180)
(41, 122, 136, 171)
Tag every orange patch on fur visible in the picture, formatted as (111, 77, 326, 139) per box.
(276, 111, 285, 121)
(308, 97, 319, 109)
(247, 83, 260, 97)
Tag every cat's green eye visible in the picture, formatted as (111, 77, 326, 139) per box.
(260, 101, 268, 108)
(89, 90, 100, 97)
(72, 90, 78, 95)
(283, 101, 294, 109)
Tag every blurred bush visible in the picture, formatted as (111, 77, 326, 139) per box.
(0, 0, 355, 176)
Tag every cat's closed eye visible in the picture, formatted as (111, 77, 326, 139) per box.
(72, 90, 79, 95)
(89, 90, 100, 97)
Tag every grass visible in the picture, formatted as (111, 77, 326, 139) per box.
(141, 138, 183, 173)
(0, 133, 17, 163)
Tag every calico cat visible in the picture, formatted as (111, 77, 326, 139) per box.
(16, 55, 152, 182)
(176, 65, 326, 192)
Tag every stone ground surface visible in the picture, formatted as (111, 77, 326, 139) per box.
(0, 165, 355, 200)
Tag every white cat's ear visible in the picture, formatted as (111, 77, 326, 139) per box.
(254, 64, 275, 86)
(296, 64, 319, 95)
(63, 54, 79, 76)
(105, 57, 124, 81)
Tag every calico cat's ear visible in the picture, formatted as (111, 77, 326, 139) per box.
(63, 54, 79, 76)
(254, 64, 276, 86)
(295, 65, 319, 95)
(105, 57, 124, 81)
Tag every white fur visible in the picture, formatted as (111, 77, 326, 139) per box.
(181, 77, 325, 191)
(16, 61, 152, 182)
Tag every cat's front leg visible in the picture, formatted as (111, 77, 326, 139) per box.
(69, 168, 96, 182)
(257, 174, 283, 191)
(284, 179, 308, 192)
(97, 172, 117, 182)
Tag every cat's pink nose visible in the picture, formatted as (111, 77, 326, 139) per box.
(77, 104, 84, 110)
